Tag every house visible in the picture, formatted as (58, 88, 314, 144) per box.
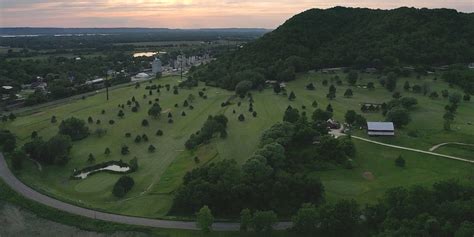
(367, 122, 395, 136)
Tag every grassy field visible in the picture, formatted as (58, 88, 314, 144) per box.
(2, 72, 474, 219)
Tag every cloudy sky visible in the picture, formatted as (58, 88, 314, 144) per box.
(0, 0, 473, 28)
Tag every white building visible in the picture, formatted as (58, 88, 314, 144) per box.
(367, 122, 395, 136)
(152, 58, 162, 74)
(131, 72, 151, 82)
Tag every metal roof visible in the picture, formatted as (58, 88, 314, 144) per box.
(367, 122, 394, 131)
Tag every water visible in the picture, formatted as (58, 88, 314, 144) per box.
(133, 52, 157, 57)
(74, 165, 130, 179)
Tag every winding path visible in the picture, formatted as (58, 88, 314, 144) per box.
(350, 136, 474, 164)
(429, 142, 474, 152)
(0, 153, 291, 231)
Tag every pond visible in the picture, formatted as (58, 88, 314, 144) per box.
(74, 165, 130, 179)
(133, 52, 157, 57)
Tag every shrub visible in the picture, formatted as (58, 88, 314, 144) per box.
(156, 130, 163, 136)
(252, 111, 257, 117)
(142, 119, 149, 127)
(168, 118, 174, 123)
(238, 114, 245, 121)
(125, 132, 131, 137)
(142, 134, 148, 142)
(182, 111, 186, 116)
(109, 120, 115, 125)
(51, 116, 57, 123)
(88, 116, 93, 124)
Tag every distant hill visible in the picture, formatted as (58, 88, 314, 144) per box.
(192, 7, 474, 90)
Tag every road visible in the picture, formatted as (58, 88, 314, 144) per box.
(0, 153, 292, 231)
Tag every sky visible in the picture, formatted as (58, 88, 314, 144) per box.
(0, 0, 473, 28)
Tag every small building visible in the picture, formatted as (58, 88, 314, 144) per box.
(367, 122, 395, 136)
(469, 63, 474, 69)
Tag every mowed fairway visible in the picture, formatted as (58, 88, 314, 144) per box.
(2, 72, 474, 218)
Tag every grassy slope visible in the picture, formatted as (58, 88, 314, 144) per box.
(1, 72, 474, 218)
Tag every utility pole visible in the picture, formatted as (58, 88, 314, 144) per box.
(180, 52, 183, 81)
(105, 69, 109, 101)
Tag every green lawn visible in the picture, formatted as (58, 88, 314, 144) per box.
(2, 72, 474, 219)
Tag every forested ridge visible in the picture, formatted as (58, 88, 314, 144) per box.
(192, 7, 474, 90)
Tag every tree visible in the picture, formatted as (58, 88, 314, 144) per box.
(118, 110, 125, 118)
(235, 80, 253, 97)
(252, 210, 278, 232)
(58, 117, 89, 141)
(129, 157, 138, 171)
(11, 149, 26, 170)
(449, 92, 462, 105)
(240, 208, 252, 231)
(306, 83, 315, 90)
(386, 72, 397, 92)
(403, 81, 411, 91)
(121, 145, 129, 155)
(156, 130, 163, 136)
(429, 91, 439, 99)
(148, 103, 162, 119)
(326, 104, 333, 112)
(395, 155, 405, 167)
(273, 84, 281, 94)
(142, 119, 149, 127)
(464, 94, 471, 101)
(105, 147, 111, 155)
(112, 176, 134, 198)
(31, 131, 38, 139)
(312, 100, 318, 108)
(344, 89, 353, 97)
(196, 206, 214, 233)
(87, 153, 95, 163)
(400, 97, 418, 109)
(292, 203, 319, 234)
(347, 71, 358, 85)
(386, 108, 411, 128)
(87, 116, 93, 124)
(367, 82, 375, 90)
(283, 106, 300, 123)
(148, 144, 156, 153)
(238, 114, 245, 121)
(288, 91, 296, 101)
(312, 109, 332, 122)
(0, 130, 16, 152)
(345, 110, 357, 125)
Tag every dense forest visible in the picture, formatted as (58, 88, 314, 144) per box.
(191, 7, 474, 90)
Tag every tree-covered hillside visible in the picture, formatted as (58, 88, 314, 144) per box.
(192, 7, 474, 90)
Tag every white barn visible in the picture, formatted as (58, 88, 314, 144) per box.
(367, 122, 395, 136)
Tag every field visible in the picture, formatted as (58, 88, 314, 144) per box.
(2, 72, 474, 219)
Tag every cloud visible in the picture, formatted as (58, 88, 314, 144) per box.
(0, 0, 472, 28)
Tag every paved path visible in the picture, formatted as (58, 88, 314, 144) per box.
(0, 153, 291, 231)
(351, 136, 474, 164)
(429, 142, 474, 152)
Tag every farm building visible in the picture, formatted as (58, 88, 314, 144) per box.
(367, 122, 395, 136)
